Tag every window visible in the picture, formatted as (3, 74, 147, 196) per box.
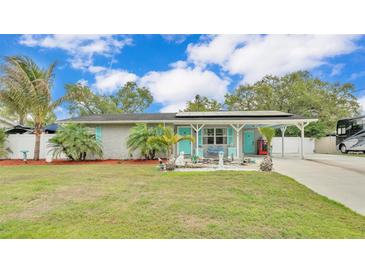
(351, 119, 363, 132)
(337, 127, 346, 135)
(203, 128, 227, 145)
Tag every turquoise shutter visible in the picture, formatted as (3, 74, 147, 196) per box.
(227, 127, 233, 146)
(198, 129, 202, 145)
(95, 127, 102, 142)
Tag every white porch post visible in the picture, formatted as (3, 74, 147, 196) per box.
(231, 124, 245, 159)
(296, 122, 308, 159)
(280, 125, 287, 158)
(190, 124, 204, 156)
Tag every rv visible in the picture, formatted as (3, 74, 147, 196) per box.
(336, 115, 365, 153)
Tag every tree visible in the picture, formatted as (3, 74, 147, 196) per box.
(65, 81, 153, 116)
(65, 83, 119, 116)
(115, 82, 153, 113)
(0, 60, 32, 125)
(48, 124, 102, 161)
(0, 102, 19, 124)
(184, 94, 222, 112)
(224, 85, 257, 111)
(127, 123, 166, 159)
(225, 71, 360, 137)
(147, 126, 195, 160)
(0, 128, 10, 158)
(0, 56, 65, 160)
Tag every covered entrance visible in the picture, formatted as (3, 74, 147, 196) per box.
(173, 111, 317, 160)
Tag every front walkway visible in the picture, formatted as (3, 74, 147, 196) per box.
(273, 153, 365, 215)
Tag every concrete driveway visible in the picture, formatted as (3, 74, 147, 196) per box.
(273, 154, 365, 215)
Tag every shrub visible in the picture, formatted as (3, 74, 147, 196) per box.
(260, 156, 273, 172)
(49, 124, 102, 161)
(127, 123, 166, 159)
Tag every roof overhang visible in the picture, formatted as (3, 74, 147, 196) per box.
(59, 118, 318, 125)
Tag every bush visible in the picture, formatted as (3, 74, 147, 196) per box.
(49, 124, 103, 161)
(260, 156, 273, 172)
(127, 123, 166, 159)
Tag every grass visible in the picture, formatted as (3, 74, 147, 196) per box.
(0, 164, 365, 238)
(342, 153, 365, 157)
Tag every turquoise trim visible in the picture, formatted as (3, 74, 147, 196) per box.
(95, 127, 102, 141)
(198, 129, 202, 145)
(227, 127, 233, 145)
(228, 147, 236, 158)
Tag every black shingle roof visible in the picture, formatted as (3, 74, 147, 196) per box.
(60, 111, 311, 123)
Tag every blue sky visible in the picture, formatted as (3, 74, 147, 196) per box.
(1, 34, 365, 118)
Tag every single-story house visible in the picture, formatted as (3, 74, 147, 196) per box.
(60, 111, 317, 160)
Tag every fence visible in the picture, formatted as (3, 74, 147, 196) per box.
(272, 137, 315, 155)
(5, 134, 56, 160)
(314, 136, 337, 154)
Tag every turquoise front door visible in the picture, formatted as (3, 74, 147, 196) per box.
(243, 130, 255, 154)
(178, 127, 192, 155)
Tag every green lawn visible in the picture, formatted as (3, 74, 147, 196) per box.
(0, 164, 364, 238)
(343, 153, 365, 157)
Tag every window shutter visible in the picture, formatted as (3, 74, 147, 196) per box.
(227, 127, 233, 146)
(95, 127, 102, 142)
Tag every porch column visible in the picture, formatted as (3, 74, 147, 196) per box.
(296, 122, 308, 159)
(190, 124, 204, 156)
(231, 124, 245, 159)
(280, 125, 287, 158)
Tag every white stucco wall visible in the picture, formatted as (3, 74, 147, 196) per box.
(99, 124, 139, 159)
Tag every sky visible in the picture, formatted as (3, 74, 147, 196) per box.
(1, 34, 365, 119)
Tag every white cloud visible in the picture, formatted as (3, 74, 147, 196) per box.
(169, 60, 188, 69)
(350, 70, 365, 81)
(54, 106, 69, 120)
(187, 34, 359, 83)
(93, 69, 138, 94)
(330, 63, 345, 76)
(161, 35, 188, 44)
(88, 65, 107, 73)
(19, 34, 132, 71)
(140, 66, 229, 112)
(187, 35, 248, 66)
(358, 96, 365, 114)
(77, 79, 89, 86)
(160, 102, 187, 113)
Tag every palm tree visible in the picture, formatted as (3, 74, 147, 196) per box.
(127, 123, 166, 159)
(258, 127, 275, 158)
(0, 89, 28, 125)
(148, 126, 195, 160)
(0, 128, 10, 158)
(48, 124, 103, 161)
(0, 56, 65, 160)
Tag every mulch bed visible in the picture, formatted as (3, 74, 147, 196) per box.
(0, 159, 160, 166)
